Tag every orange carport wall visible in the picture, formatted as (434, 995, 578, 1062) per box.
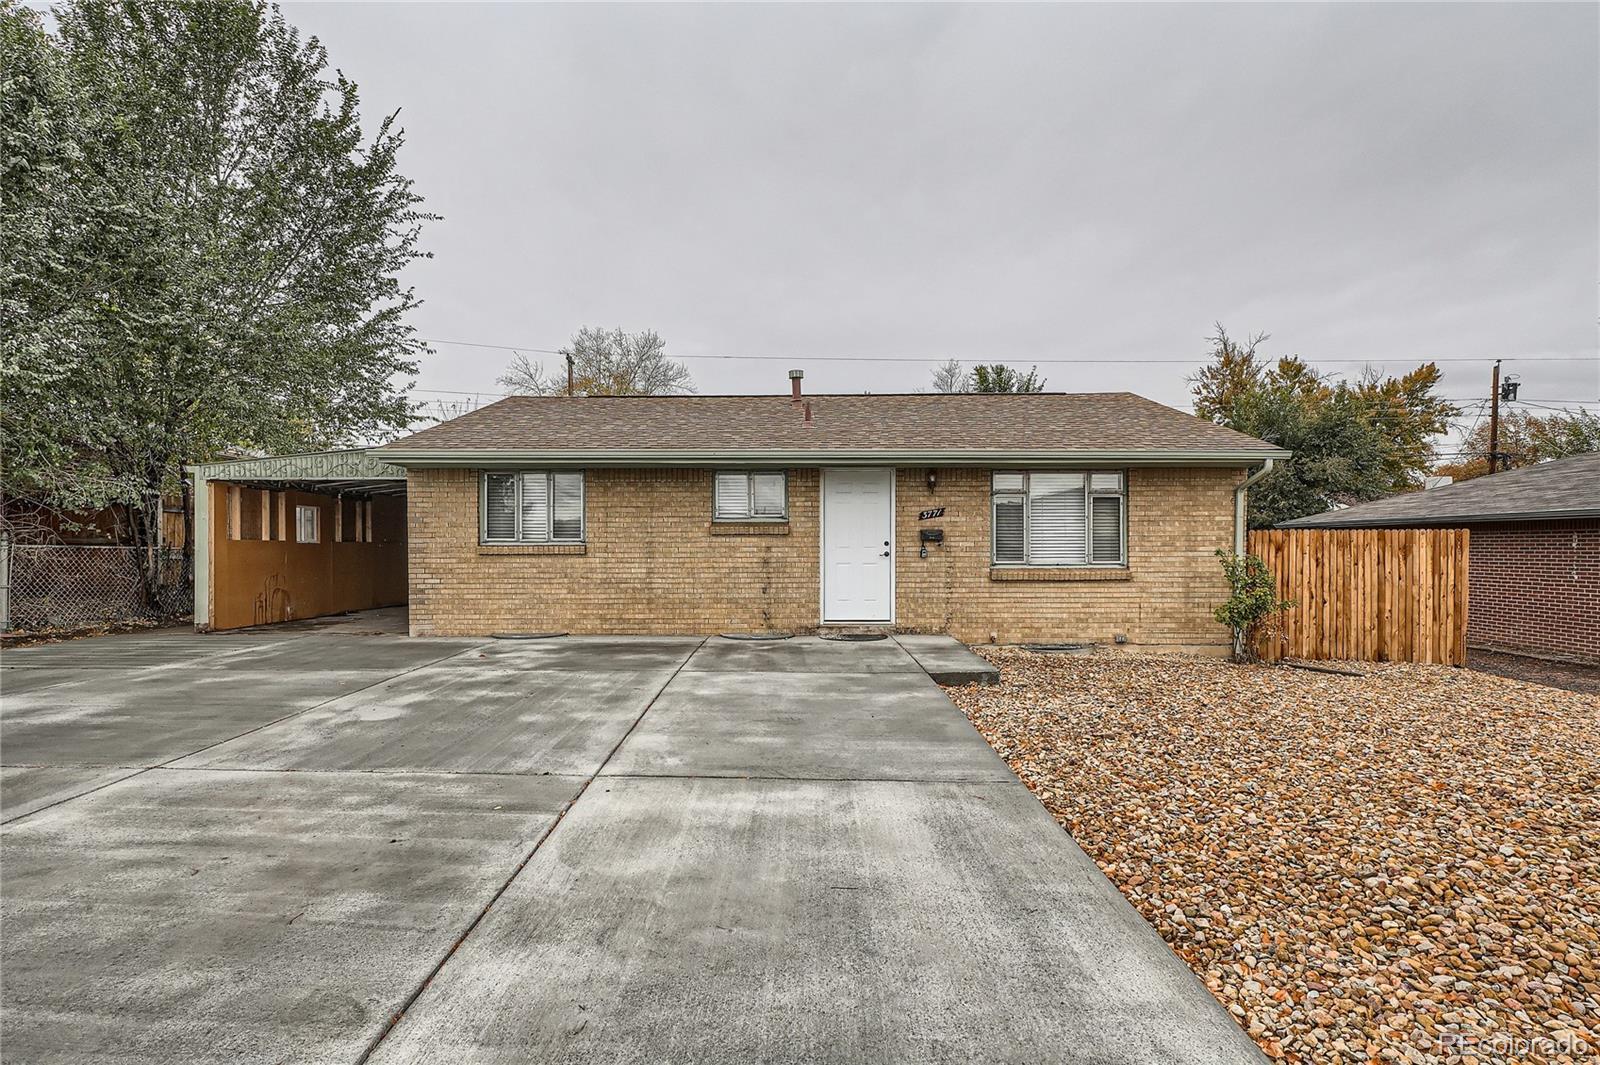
(206, 483, 407, 630)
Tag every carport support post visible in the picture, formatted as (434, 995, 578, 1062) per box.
(192, 467, 210, 629)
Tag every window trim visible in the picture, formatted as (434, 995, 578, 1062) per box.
(991, 469, 1126, 568)
(479, 470, 586, 545)
(294, 504, 320, 544)
(711, 469, 789, 523)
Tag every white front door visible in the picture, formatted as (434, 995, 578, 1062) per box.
(822, 468, 895, 623)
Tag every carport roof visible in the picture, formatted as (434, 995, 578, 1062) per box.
(190, 449, 405, 493)
(374, 392, 1288, 467)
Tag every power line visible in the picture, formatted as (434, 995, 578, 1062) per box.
(1458, 393, 1492, 450)
(406, 390, 1600, 412)
(413, 387, 518, 398)
(1441, 395, 1599, 404)
(1517, 400, 1600, 411)
(421, 340, 565, 356)
(418, 337, 1598, 366)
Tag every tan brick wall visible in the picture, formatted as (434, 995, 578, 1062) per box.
(894, 467, 1240, 648)
(407, 468, 823, 636)
(406, 465, 1243, 649)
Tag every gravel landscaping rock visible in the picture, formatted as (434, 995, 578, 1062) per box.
(945, 648, 1599, 1064)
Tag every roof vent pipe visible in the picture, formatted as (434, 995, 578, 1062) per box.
(789, 369, 804, 403)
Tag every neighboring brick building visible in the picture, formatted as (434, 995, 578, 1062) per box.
(375, 382, 1285, 649)
(1281, 452, 1600, 664)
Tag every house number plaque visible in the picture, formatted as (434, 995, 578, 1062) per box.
(918, 507, 945, 521)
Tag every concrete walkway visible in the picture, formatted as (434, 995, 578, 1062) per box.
(0, 628, 1260, 1064)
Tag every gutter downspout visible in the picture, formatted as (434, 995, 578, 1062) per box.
(1234, 458, 1275, 556)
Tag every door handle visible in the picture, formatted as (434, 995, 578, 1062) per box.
(880, 550, 891, 557)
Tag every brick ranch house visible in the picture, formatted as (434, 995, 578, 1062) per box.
(364, 380, 1285, 649)
(1280, 451, 1600, 664)
(190, 380, 1287, 647)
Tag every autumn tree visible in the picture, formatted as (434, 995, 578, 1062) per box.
(1190, 328, 1269, 424)
(1435, 408, 1600, 482)
(498, 327, 694, 396)
(1, 0, 431, 594)
(1190, 325, 1457, 527)
(970, 364, 1046, 393)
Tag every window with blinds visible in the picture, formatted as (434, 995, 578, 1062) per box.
(991, 470, 1125, 566)
(481, 471, 585, 543)
(712, 471, 788, 521)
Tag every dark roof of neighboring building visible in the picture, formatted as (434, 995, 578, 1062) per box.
(376, 392, 1285, 465)
(1279, 452, 1600, 528)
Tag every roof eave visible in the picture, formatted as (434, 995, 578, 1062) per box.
(1281, 506, 1600, 529)
(373, 447, 1291, 469)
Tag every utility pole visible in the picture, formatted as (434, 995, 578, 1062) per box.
(565, 351, 575, 397)
(1487, 359, 1501, 475)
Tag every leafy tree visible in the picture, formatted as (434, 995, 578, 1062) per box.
(1190, 327, 1269, 424)
(1190, 325, 1457, 527)
(929, 358, 968, 393)
(498, 327, 694, 396)
(970, 364, 1046, 393)
(1, 0, 431, 595)
(1435, 408, 1600, 482)
(1351, 363, 1460, 493)
(1, 1, 101, 513)
(1213, 550, 1294, 663)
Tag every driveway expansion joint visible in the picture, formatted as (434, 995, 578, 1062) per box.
(352, 635, 709, 1065)
(5, 629, 1261, 1064)
(596, 770, 1020, 784)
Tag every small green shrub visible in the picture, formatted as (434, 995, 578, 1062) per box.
(1214, 550, 1294, 663)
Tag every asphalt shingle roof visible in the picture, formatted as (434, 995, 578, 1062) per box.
(1279, 451, 1600, 528)
(378, 392, 1283, 458)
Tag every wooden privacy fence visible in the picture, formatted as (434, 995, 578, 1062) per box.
(1247, 528, 1470, 665)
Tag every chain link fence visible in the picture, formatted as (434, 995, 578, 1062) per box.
(1, 543, 192, 631)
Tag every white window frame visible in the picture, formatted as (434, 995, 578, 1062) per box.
(712, 470, 788, 522)
(991, 470, 1126, 567)
(295, 505, 320, 544)
(480, 470, 586, 544)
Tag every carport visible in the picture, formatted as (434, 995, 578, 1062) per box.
(190, 449, 407, 631)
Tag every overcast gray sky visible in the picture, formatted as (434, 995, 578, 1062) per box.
(284, 2, 1598, 441)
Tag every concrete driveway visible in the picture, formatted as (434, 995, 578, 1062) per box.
(1, 627, 1261, 1064)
